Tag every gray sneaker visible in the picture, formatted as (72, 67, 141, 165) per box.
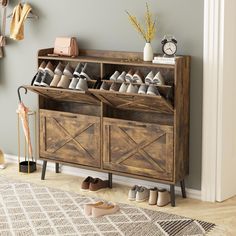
(136, 187, 150, 202)
(69, 77, 79, 89)
(147, 85, 160, 96)
(128, 185, 140, 201)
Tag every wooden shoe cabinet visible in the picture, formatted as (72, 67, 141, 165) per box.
(26, 48, 190, 206)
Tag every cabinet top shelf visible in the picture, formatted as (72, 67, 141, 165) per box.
(38, 48, 189, 69)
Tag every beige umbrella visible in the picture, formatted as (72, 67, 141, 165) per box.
(17, 86, 33, 159)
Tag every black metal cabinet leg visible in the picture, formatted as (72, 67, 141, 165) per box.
(41, 161, 47, 180)
(108, 173, 112, 188)
(180, 179, 187, 198)
(170, 184, 175, 207)
(55, 163, 60, 173)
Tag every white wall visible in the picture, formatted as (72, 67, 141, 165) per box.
(216, 0, 236, 201)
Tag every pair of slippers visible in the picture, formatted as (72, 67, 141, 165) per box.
(84, 201, 119, 217)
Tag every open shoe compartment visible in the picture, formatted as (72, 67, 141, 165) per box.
(26, 85, 100, 105)
(90, 88, 174, 114)
(102, 63, 175, 86)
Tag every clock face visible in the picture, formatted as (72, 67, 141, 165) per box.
(163, 42, 177, 56)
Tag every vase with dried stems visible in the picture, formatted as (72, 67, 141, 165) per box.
(126, 3, 157, 62)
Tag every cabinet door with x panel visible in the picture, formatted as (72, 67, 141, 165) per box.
(40, 109, 101, 168)
(103, 118, 174, 181)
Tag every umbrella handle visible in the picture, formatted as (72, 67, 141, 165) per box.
(17, 86, 28, 103)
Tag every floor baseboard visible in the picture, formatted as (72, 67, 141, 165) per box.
(5, 154, 201, 200)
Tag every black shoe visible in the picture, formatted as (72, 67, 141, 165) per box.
(33, 61, 46, 86)
(40, 62, 55, 87)
(80, 63, 92, 80)
(40, 72, 54, 87)
(73, 63, 84, 78)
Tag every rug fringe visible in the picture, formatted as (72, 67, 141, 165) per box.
(207, 225, 230, 236)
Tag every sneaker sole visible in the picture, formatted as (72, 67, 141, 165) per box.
(136, 198, 149, 202)
(40, 82, 50, 87)
(128, 198, 136, 201)
(80, 189, 89, 192)
(89, 188, 108, 193)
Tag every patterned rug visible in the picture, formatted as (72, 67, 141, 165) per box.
(0, 176, 215, 236)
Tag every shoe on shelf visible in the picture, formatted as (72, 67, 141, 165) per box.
(133, 70, 144, 83)
(84, 201, 106, 216)
(57, 75, 71, 89)
(81, 176, 95, 192)
(40, 62, 55, 87)
(145, 71, 154, 84)
(126, 84, 138, 94)
(80, 63, 93, 81)
(147, 85, 160, 96)
(63, 63, 74, 77)
(128, 185, 140, 201)
(149, 187, 158, 205)
(44, 61, 55, 75)
(33, 61, 47, 86)
(73, 63, 84, 78)
(54, 62, 65, 76)
(50, 74, 61, 87)
(117, 71, 126, 82)
(153, 72, 165, 85)
(138, 84, 148, 94)
(109, 82, 120, 92)
(157, 189, 170, 207)
(100, 81, 110, 91)
(89, 178, 109, 192)
(110, 71, 120, 81)
(92, 203, 120, 217)
(119, 82, 128, 93)
(69, 77, 79, 89)
(136, 186, 150, 202)
(75, 78, 88, 91)
(125, 69, 135, 83)
(38, 61, 47, 71)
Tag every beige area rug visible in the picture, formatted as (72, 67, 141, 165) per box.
(0, 175, 216, 236)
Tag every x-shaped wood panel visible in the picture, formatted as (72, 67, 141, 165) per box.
(47, 117, 95, 160)
(113, 126, 167, 172)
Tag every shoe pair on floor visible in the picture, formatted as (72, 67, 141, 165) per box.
(110, 70, 165, 85)
(33, 61, 91, 90)
(84, 201, 119, 217)
(128, 185, 170, 207)
(149, 187, 170, 207)
(100, 81, 160, 96)
(81, 176, 109, 192)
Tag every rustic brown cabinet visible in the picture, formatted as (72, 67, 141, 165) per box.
(26, 48, 190, 206)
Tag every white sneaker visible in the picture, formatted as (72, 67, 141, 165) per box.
(110, 71, 120, 81)
(136, 187, 150, 202)
(153, 72, 165, 85)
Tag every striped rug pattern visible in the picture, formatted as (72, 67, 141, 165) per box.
(0, 176, 215, 236)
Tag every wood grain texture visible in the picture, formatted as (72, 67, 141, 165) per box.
(31, 49, 191, 186)
(90, 89, 174, 114)
(26, 86, 100, 105)
(103, 118, 174, 181)
(40, 110, 101, 168)
(173, 57, 190, 182)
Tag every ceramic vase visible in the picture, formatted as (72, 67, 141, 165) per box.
(143, 42, 153, 62)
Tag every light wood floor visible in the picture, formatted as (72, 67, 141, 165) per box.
(0, 163, 235, 235)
